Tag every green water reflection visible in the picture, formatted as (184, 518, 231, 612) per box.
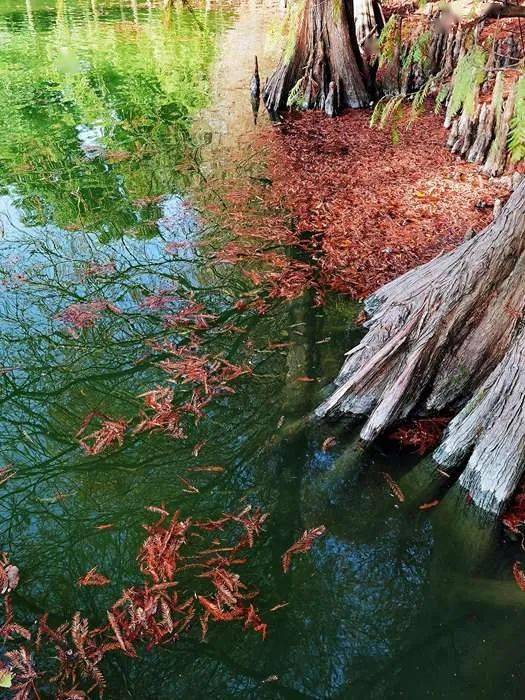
(1, 1, 525, 698)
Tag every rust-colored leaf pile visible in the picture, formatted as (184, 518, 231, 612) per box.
(262, 110, 509, 299)
(195, 101, 511, 323)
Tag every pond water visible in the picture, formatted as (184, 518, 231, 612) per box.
(1, 1, 525, 698)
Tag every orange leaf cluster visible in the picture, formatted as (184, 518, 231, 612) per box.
(1, 506, 271, 697)
(162, 300, 216, 331)
(77, 414, 128, 456)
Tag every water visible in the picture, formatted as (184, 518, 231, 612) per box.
(0, 1, 525, 698)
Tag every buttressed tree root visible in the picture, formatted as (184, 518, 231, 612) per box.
(263, 0, 383, 116)
(317, 178, 525, 515)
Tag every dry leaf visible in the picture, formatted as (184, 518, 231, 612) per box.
(321, 436, 336, 452)
(382, 472, 405, 503)
(419, 500, 439, 511)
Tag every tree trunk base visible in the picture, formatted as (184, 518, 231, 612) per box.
(316, 179, 525, 515)
(263, 0, 377, 115)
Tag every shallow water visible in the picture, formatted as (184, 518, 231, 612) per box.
(1, 1, 525, 698)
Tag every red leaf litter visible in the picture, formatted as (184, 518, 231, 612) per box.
(262, 109, 508, 298)
(388, 417, 451, 456)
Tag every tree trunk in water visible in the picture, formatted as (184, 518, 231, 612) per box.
(263, 0, 378, 115)
(316, 179, 525, 515)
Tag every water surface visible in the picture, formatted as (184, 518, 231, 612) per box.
(1, 1, 525, 698)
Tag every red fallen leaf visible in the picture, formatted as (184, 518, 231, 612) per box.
(192, 440, 207, 457)
(78, 261, 115, 280)
(512, 562, 525, 592)
(243, 604, 267, 640)
(282, 526, 326, 573)
(78, 416, 128, 455)
(107, 610, 137, 657)
(321, 436, 336, 452)
(0, 595, 31, 639)
(140, 289, 179, 310)
(95, 524, 114, 531)
(295, 376, 315, 382)
(419, 500, 439, 510)
(134, 387, 185, 439)
(77, 567, 110, 587)
(138, 511, 190, 583)
(197, 596, 242, 622)
(382, 472, 405, 503)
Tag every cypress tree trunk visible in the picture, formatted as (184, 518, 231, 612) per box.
(316, 179, 525, 515)
(263, 0, 382, 115)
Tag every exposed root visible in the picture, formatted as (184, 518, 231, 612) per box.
(316, 178, 525, 513)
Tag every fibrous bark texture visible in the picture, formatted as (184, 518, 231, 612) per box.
(263, 0, 377, 115)
(316, 179, 525, 514)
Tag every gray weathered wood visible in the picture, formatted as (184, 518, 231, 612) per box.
(316, 180, 525, 514)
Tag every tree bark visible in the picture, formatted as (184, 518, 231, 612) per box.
(263, 0, 376, 115)
(316, 179, 525, 514)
